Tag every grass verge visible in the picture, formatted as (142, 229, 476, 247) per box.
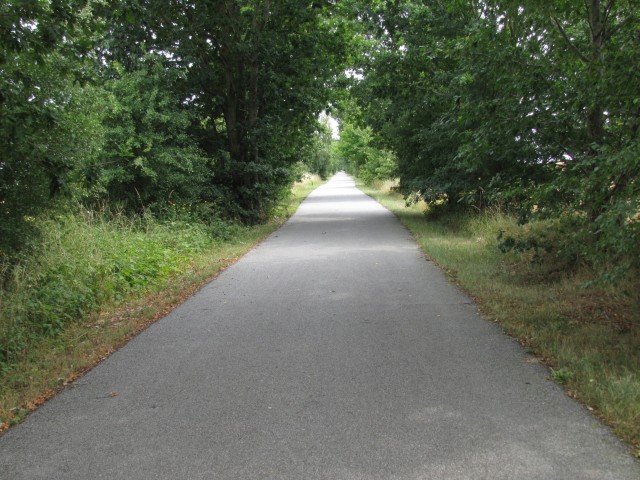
(0, 175, 323, 432)
(361, 179, 640, 457)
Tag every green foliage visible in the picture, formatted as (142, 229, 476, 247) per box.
(359, 148, 397, 186)
(100, 0, 350, 222)
(336, 122, 371, 174)
(91, 57, 211, 212)
(1, 1, 353, 250)
(0, 209, 222, 371)
(0, 1, 93, 253)
(497, 216, 586, 280)
(551, 367, 574, 386)
(336, 121, 397, 185)
(344, 0, 640, 281)
(303, 117, 340, 179)
(0, 51, 72, 251)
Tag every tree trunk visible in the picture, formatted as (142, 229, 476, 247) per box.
(224, 68, 243, 163)
(217, 0, 272, 221)
(586, 0, 606, 146)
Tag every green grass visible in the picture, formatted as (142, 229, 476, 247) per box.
(0, 174, 323, 431)
(361, 179, 640, 456)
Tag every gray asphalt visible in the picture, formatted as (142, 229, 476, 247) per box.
(1, 173, 638, 479)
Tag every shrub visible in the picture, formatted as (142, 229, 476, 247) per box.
(0, 208, 222, 371)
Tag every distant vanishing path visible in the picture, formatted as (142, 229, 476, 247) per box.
(1, 173, 638, 479)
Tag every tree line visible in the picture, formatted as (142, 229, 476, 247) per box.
(340, 0, 639, 280)
(0, 0, 349, 255)
(2, 0, 638, 280)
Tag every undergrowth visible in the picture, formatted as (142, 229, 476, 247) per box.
(362, 179, 640, 456)
(0, 210, 222, 371)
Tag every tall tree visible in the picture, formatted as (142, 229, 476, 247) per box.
(345, 0, 639, 275)
(0, 0, 90, 250)
(102, 0, 349, 221)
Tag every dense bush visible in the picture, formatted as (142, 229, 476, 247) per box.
(335, 121, 397, 185)
(0, 210, 220, 371)
(91, 58, 212, 212)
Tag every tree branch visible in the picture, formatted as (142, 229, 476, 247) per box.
(583, 0, 591, 30)
(585, 0, 597, 39)
(603, 0, 616, 24)
(552, 17, 591, 63)
(606, 14, 633, 40)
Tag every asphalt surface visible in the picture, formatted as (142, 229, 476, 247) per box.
(1, 172, 638, 479)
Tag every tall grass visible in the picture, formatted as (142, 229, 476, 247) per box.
(362, 180, 640, 456)
(0, 209, 222, 371)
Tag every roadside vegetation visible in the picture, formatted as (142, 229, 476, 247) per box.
(362, 179, 639, 456)
(0, 175, 323, 432)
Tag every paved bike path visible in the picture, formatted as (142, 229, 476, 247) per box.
(1, 173, 638, 479)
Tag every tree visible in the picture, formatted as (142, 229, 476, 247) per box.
(303, 116, 339, 180)
(345, 0, 639, 277)
(101, 0, 350, 222)
(0, 0, 90, 251)
(89, 57, 211, 212)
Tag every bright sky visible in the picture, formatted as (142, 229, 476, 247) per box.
(319, 111, 340, 139)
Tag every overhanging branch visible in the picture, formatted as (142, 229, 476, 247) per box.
(552, 17, 591, 63)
